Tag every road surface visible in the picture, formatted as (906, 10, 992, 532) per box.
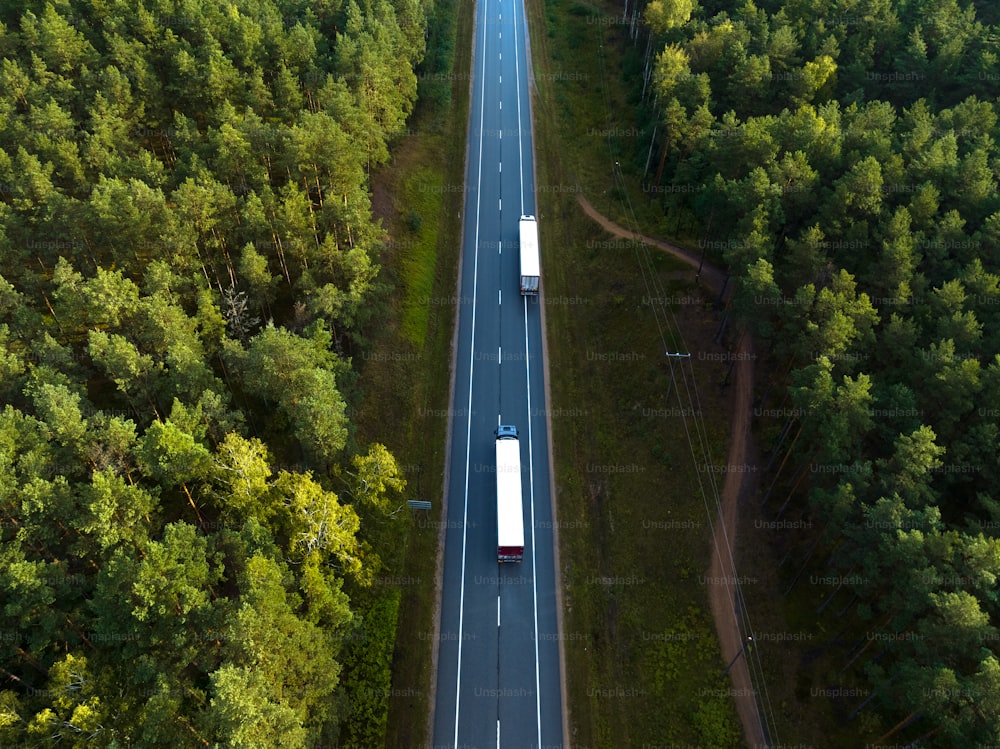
(431, 0, 565, 746)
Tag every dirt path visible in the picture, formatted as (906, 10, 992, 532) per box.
(576, 195, 767, 748)
(575, 195, 729, 300)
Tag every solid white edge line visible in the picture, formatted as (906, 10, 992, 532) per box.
(453, 0, 491, 744)
(513, 0, 542, 743)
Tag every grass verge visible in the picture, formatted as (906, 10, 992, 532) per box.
(524, 0, 745, 745)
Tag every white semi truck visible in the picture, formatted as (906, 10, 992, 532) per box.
(495, 425, 525, 563)
(519, 215, 540, 295)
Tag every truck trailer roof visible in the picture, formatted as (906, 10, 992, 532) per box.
(495, 437, 524, 549)
(519, 215, 540, 277)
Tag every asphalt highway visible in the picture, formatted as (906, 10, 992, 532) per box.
(431, 0, 564, 745)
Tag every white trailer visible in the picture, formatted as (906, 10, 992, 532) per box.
(519, 215, 540, 295)
(495, 425, 525, 562)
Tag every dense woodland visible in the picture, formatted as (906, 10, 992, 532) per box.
(624, 0, 1000, 744)
(0, 0, 428, 745)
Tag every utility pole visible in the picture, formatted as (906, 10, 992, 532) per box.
(721, 635, 754, 678)
(663, 352, 690, 404)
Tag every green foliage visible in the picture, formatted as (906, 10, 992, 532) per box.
(229, 322, 350, 465)
(208, 664, 309, 748)
(645, 0, 696, 35)
(211, 554, 344, 742)
(693, 697, 742, 748)
(339, 589, 401, 748)
(272, 470, 362, 571)
(630, 0, 1000, 744)
(0, 0, 427, 741)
